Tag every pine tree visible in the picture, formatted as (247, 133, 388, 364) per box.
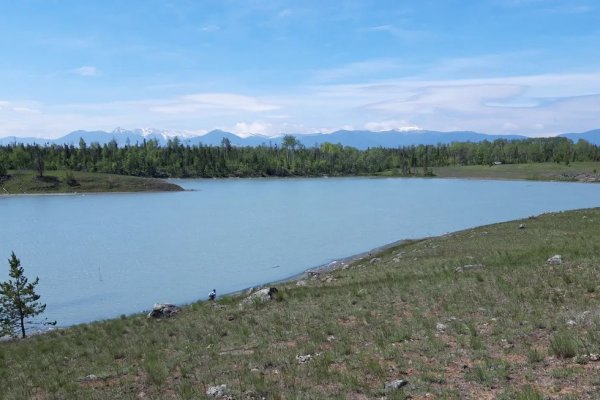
(0, 252, 54, 338)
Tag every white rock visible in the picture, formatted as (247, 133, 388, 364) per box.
(296, 354, 312, 363)
(241, 288, 278, 305)
(547, 255, 563, 265)
(206, 384, 227, 398)
(147, 303, 180, 318)
(384, 379, 408, 392)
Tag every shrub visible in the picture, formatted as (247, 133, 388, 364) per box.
(550, 332, 579, 358)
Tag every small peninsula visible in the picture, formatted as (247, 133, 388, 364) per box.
(0, 170, 183, 195)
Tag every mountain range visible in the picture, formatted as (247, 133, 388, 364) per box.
(1, 128, 599, 150)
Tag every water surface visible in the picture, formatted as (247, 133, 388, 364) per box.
(1, 177, 599, 327)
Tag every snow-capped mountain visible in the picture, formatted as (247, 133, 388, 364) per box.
(2, 127, 599, 149)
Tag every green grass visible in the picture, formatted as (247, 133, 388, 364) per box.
(3, 162, 599, 195)
(2, 208, 600, 398)
(377, 161, 600, 182)
(0, 170, 183, 194)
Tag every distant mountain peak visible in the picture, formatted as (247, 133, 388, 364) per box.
(2, 127, 600, 148)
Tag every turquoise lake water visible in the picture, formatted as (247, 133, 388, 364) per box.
(1, 177, 599, 327)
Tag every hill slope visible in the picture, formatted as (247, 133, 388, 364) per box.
(2, 208, 600, 398)
(560, 129, 600, 145)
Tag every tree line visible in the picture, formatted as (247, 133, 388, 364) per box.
(0, 135, 599, 179)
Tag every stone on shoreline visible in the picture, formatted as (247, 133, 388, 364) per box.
(147, 303, 180, 318)
(307, 271, 321, 280)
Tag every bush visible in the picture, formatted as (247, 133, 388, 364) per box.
(550, 332, 579, 358)
(65, 171, 80, 187)
(514, 385, 544, 400)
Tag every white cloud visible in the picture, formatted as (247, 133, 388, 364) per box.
(495, 0, 594, 14)
(71, 66, 99, 76)
(201, 25, 220, 32)
(303, 71, 600, 135)
(11, 106, 38, 113)
(312, 59, 407, 82)
(0, 100, 39, 113)
(318, 125, 355, 134)
(364, 24, 432, 42)
(231, 122, 272, 136)
(363, 84, 525, 114)
(2, 70, 600, 138)
(150, 93, 280, 114)
(364, 120, 421, 132)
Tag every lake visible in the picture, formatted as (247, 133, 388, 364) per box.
(1, 177, 600, 328)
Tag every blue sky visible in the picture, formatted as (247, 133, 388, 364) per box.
(1, 0, 599, 138)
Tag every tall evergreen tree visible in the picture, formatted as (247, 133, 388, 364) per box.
(0, 252, 54, 338)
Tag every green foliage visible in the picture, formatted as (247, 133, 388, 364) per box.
(0, 136, 597, 179)
(34, 148, 45, 177)
(500, 385, 544, 400)
(550, 331, 579, 358)
(0, 161, 6, 176)
(526, 348, 544, 363)
(0, 252, 54, 338)
(64, 170, 80, 187)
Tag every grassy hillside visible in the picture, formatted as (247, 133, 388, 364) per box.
(378, 161, 600, 182)
(0, 170, 183, 194)
(2, 209, 600, 399)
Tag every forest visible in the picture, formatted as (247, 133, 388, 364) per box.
(0, 135, 599, 179)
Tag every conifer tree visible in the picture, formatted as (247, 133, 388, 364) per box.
(0, 252, 54, 338)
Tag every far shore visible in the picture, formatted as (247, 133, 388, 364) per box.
(2, 162, 599, 197)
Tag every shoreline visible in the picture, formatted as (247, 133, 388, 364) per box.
(5, 206, 594, 337)
(283, 238, 415, 282)
(3, 173, 598, 199)
(12, 238, 416, 337)
(0, 189, 188, 198)
(223, 238, 418, 301)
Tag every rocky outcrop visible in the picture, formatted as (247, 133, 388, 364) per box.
(557, 172, 600, 182)
(146, 303, 180, 318)
(241, 287, 279, 305)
